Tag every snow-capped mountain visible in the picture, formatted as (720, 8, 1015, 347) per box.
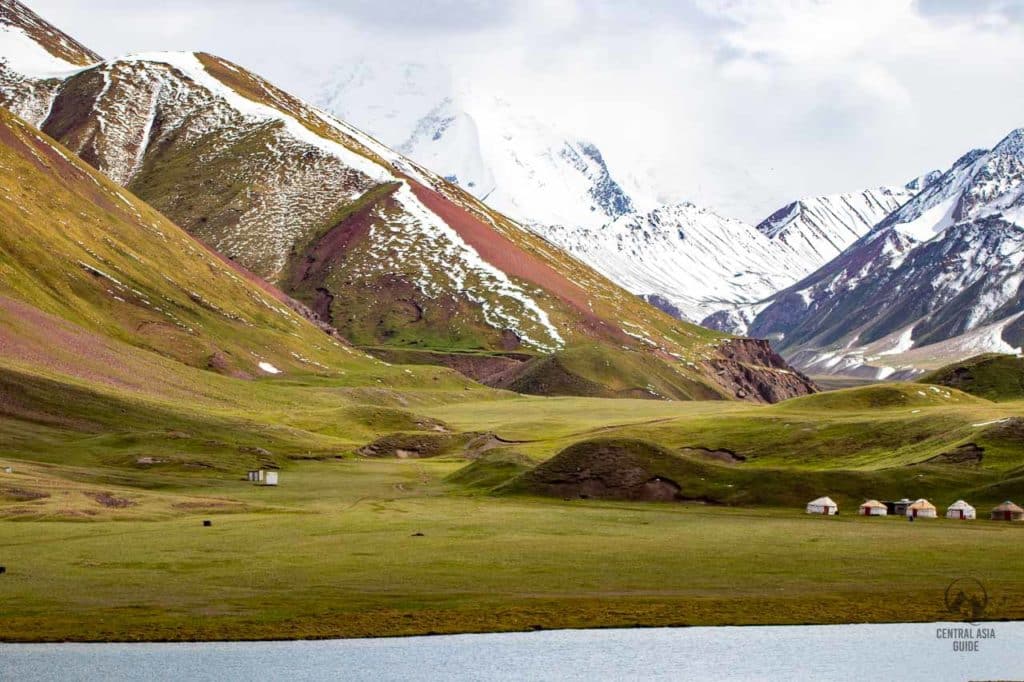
(754, 182, 932, 267)
(315, 59, 945, 328)
(316, 61, 642, 229)
(0, 0, 817, 402)
(748, 129, 1024, 378)
(535, 179, 928, 325)
(536, 203, 803, 323)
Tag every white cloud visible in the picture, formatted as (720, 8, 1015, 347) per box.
(25, 0, 1024, 222)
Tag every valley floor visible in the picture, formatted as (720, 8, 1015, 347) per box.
(1, 458, 1022, 642)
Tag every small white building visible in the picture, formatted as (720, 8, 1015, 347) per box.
(806, 496, 838, 515)
(946, 500, 976, 520)
(859, 499, 888, 516)
(249, 469, 279, 486)
(907, 498, 937, 518)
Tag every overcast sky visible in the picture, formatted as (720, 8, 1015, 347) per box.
(26, 0, 1024, 222)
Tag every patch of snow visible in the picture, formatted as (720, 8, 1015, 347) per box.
(0, 22, 86, 77)
(973, 418, 1010, 427)
(891, 196, 959, 242)
(877, 326, 916, 356)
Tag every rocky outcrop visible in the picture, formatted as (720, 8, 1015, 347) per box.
(703, 338, 818, 403)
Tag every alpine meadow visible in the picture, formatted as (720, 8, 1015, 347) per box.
(0, 0, 1023, 662)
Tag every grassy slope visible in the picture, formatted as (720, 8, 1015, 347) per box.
(921, 353, 1024, 402)
(0, 105, 501, 476)
(427, 384, 1024, 507)
(0, 108, 373, 378)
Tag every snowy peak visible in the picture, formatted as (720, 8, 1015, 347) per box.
(534, 201, 808, 323)
(560, 140, 634, 219)
(0, 0, 102, 126)
(757, 186, 908, 239)
(752, 184, 920, 274)
(315, 60, 639, 229)
(532, 174, 931, 330)
(879, 130, 1024, 244)
(992, 127, 1024, 157)
(903, 170, 943, 193)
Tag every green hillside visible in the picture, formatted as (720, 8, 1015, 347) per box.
(0, 106, 496, 478)
(920, 353, 1024, 402)
(0, 108, 379, 381)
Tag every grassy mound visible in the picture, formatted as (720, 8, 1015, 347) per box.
(779, 383, 983, 411)
(444, 450, 534, 490)
(920, 353, 1024, 401)
(503, 438, 705, 501)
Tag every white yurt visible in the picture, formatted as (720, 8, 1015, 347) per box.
(907, 498, 937, 518)
(859, 499, 888, 516)
(806, 496, 838, 515)
(946, 500, 976, 520)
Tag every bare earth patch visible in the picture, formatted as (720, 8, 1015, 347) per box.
(86, 492, 135, 508)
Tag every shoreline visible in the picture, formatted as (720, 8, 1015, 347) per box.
(1, 616, 1018, 645)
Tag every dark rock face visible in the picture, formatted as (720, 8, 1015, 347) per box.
(699, 308, 737, 333)
(703, 338, 818, 403)
(560, 141, 634, 219)
(641, 293, 687, 320)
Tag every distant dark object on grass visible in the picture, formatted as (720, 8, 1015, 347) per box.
(411, 532, 425, 537)
(203, 520, 212, 527)
(0, 566, 6, 574)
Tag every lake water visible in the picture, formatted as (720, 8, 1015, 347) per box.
(1, 622, 1021, 681)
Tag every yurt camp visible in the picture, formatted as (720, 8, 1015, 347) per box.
(859, 500, 887, 516)
(990, 501, 1024, 521)
(946, 500, 976, 520)
(806, 496, 838, 515)
(907, 499, 937, 518)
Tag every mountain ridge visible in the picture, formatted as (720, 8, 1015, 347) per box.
(746, 127, 1024, 378)
(0, 0, 815, 402)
